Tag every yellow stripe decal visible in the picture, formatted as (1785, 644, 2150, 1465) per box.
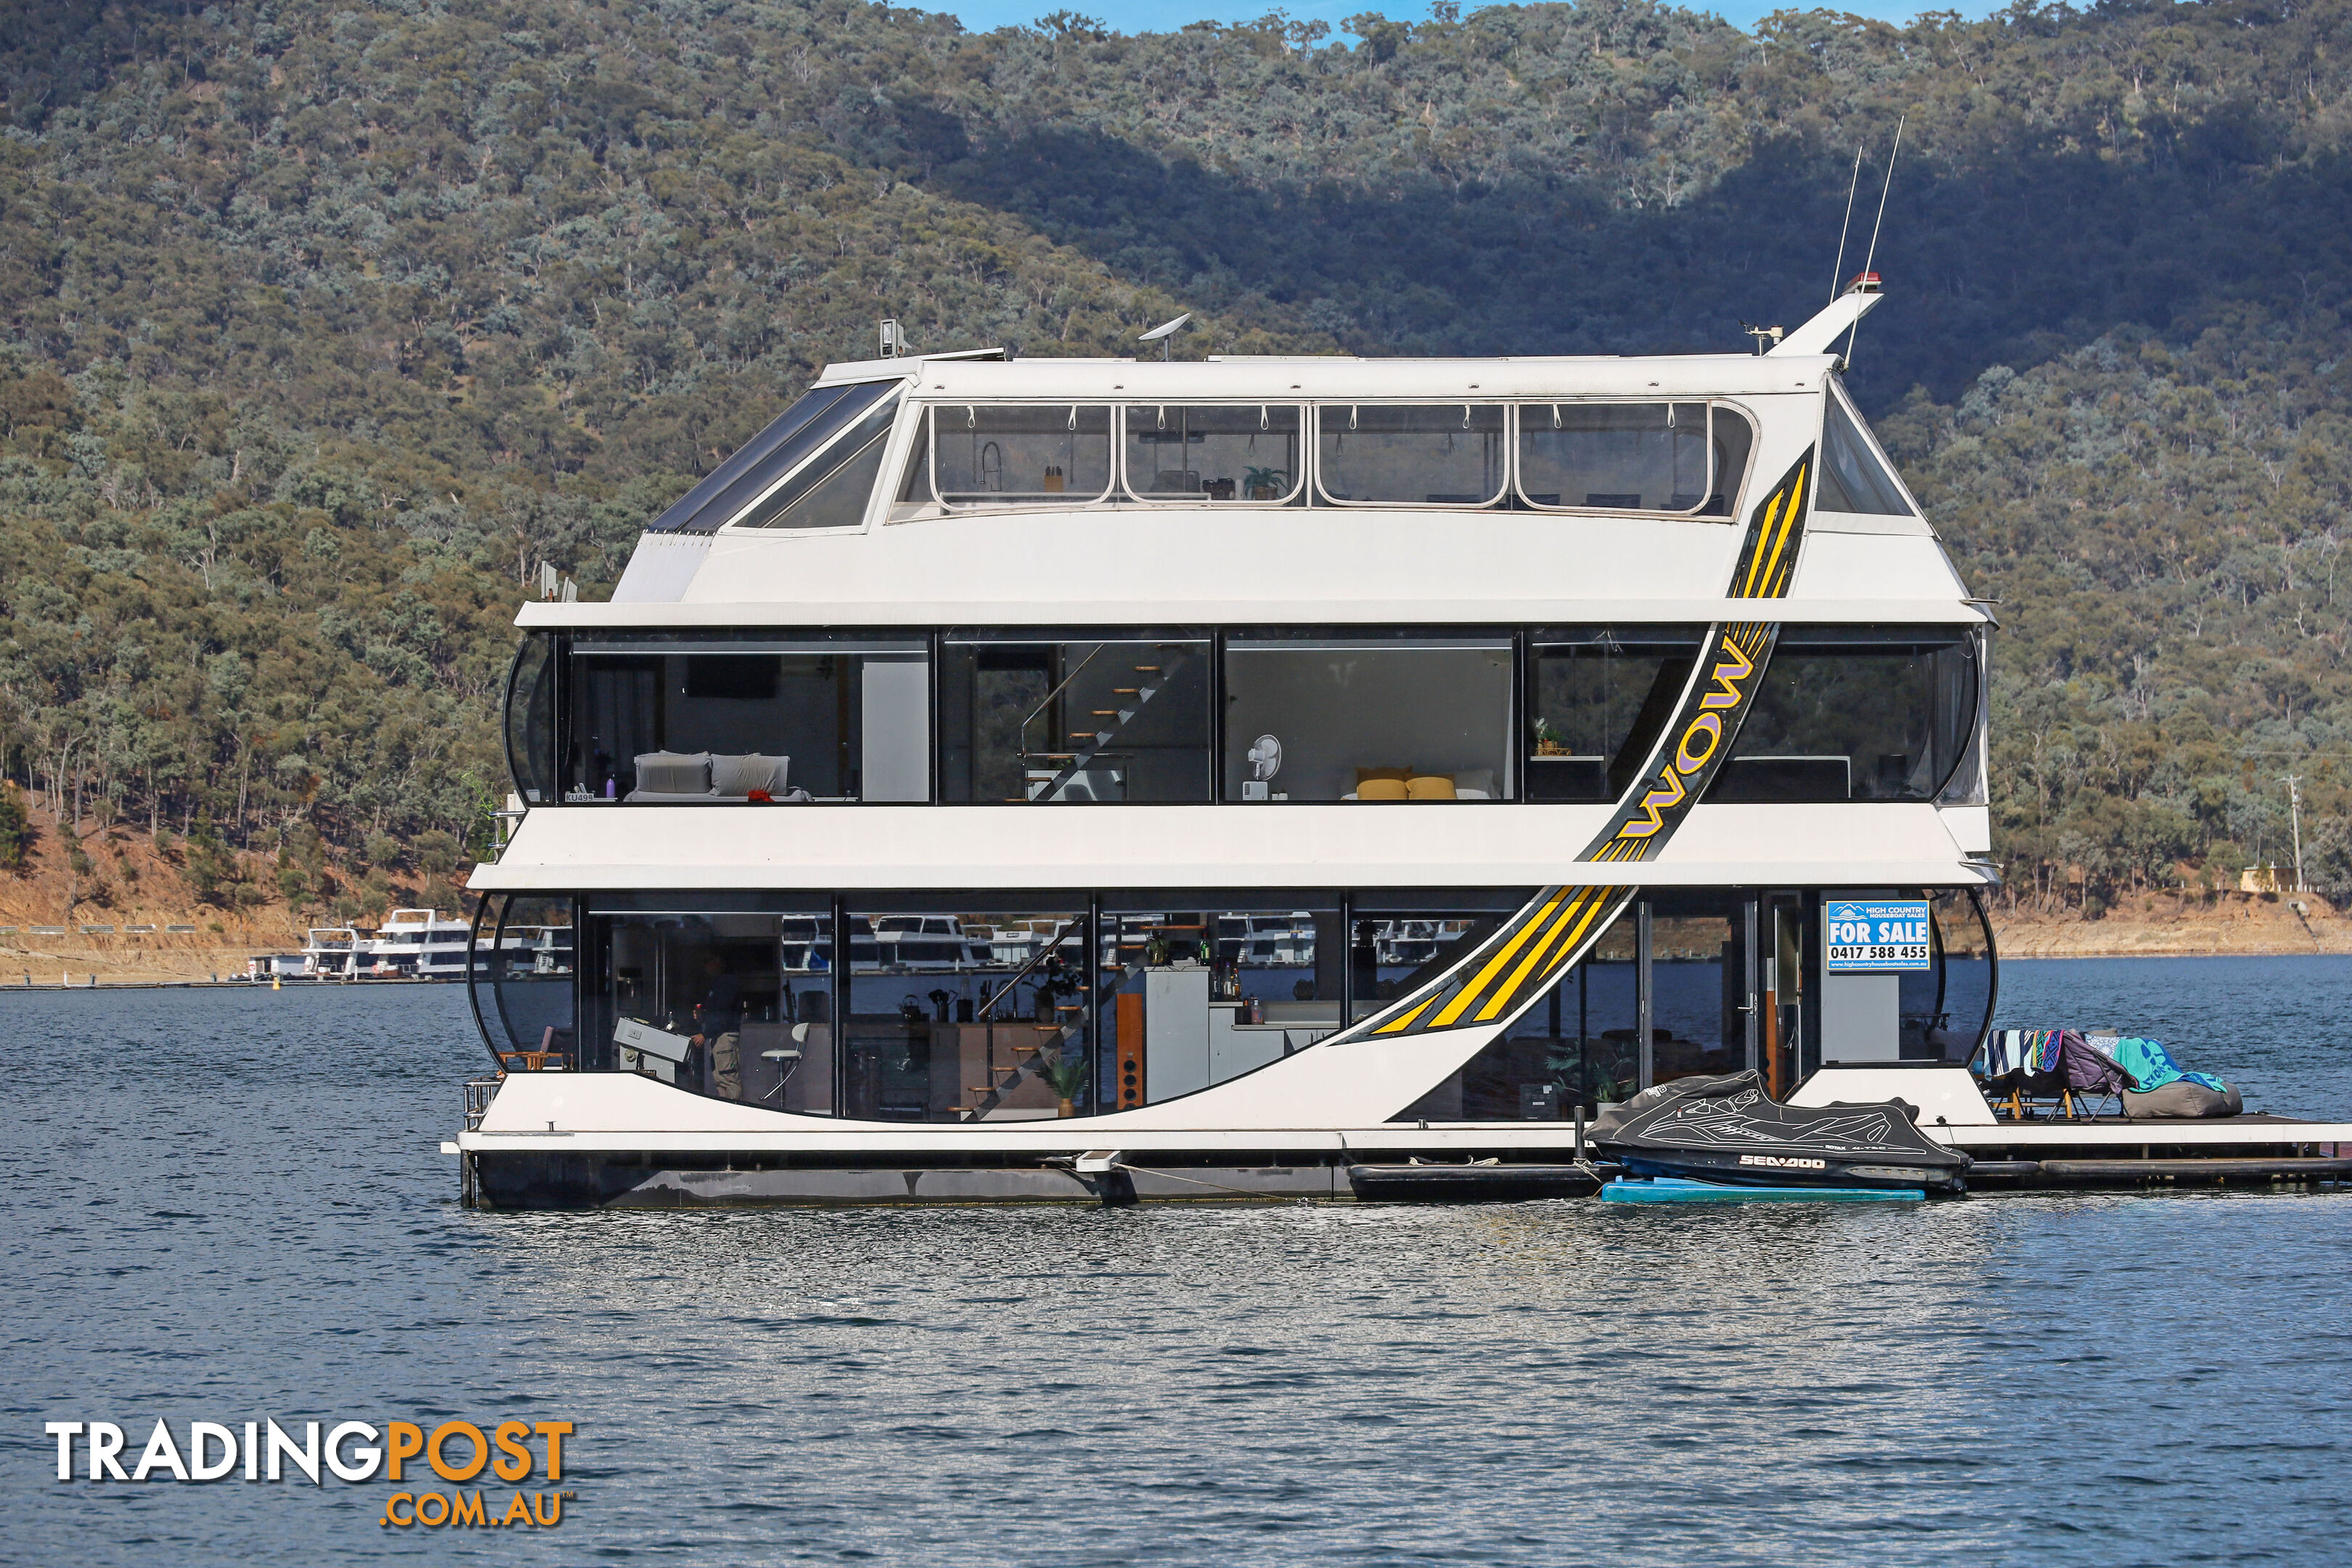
(1478, 887, 1620, 1022)
(1741, 488, 1786, 597)
(1373, 996, 1436, 1035)
(1475, 890, 1593, 1022)
(1429, 890, 1571, 1029)
(1752, 462, 1805, 600)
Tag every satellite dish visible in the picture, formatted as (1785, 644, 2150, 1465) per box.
(1246, 735, 1282, 782)
(1138, 312, 1192, 343)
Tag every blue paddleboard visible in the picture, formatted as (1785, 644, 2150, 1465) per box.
(1601, 1176, 1927, 1204)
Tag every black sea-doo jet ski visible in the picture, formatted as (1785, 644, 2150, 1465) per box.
(1589, 1071, 1971, 1193)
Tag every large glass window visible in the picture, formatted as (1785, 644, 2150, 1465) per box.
(1525, 627, 1705, 802)
(1818, 392, 1914, 515)
(1316, 404, 1508, 506)
(1399, 891, 1755, 1121)
(1905, 889, 1996, 1062)
(1347, 900, 1505, 1024)
(1223, 636, 1514, 802)
(1710, 626, 1979, 803)
(471, 894, 578, 1068)
(940, 635, 1211, 803)
(648, 380, 900, 534)
(918, 406, 1114, 507)
(505, 634, 558, 805)
(1100, 897, 1344, 1109)
(567, 636, 929, 802)
(1401, 911, 1641, 1121)
(1516, 403, 1751, 517)
(576, 901, 835, 1111)
(840, 902, 1089, 1122)
(734, 394, 899, 530)
(1123, 405, 1304, 503)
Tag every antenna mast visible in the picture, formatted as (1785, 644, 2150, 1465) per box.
(1829, 142, 1865, 305)
(1841, 115, 1906, 367)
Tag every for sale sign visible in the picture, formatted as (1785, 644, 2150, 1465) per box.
(1823, 900, 1932, 972)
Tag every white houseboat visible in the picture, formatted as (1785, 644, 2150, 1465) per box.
(456, 285, 2352, 1205)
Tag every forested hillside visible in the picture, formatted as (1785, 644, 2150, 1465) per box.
(2, 0, 2349, 923)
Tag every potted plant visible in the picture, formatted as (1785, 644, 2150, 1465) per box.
(1532, 716, 1568, 756)
(1038, 1054, 1090, 1117)
(1244, 465, 1287, 501)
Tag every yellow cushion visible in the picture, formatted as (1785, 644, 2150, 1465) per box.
(1355, 766, 1412, 787)
(1407, 775, 1457, 801)
(1356, 777, 1410, 801)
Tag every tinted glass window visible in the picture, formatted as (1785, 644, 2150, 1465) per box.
(940, 637, 1212, 804)
(472, 894, 577, 1067)
(504, 634, 558, 804)
(1517, 403, 1716, 513)
(1317, 404, 1508, 505)
(1123, 405, 1304, 502)
(1818, 394, 1914, 515)
(568, 637, 929, 803)
(736, 396, 899, 529)
(577, 906, 835, 1108)
(840, 905, 1088, 1120)
(1710, 626, 1978, 802)
(1526, 628, 1706, 801)
(648, 382, 895, 534)
(1101, 899, 1344, 1108)
(931, 406, 1113, 506)
(1223, 637, 1514, 801)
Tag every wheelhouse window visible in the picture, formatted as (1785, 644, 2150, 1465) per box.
(1222, 635, 1514, 801)
(1525, 627, 1706, 801)
(913, 405, 1114, 508)
(939, 634, 1212, 803)
(733, 393, 900, 530)
(568, 635, 930, 802)
(1516, 402, 1752, 517)
(1123, 405, 1304, 503)
(648, 380, 901, 534)
(1817, 392, 1914, 516)
(1710, 626, 1980, 802)
(1316, 404, 1508, 506)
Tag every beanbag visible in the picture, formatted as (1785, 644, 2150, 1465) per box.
(2122, 1080, 2243, 1119)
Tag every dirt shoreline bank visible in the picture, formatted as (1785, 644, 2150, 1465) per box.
(1990, 890, 2349, 959)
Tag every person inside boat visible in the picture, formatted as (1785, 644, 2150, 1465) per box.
(690, 955, 745, 1101)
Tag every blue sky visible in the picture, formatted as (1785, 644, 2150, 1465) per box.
(934, 0, 2010, 38)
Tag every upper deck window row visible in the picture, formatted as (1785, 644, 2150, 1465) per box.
(506, 625, 1981, 810)
(897, 401, 1752, 518)
(702, 399, 1759, 529)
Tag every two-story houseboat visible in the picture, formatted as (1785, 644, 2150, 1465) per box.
(454, 285, 2348, 1205)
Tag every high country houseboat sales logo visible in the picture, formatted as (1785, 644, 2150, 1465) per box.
(43, 1418, 577, 1531)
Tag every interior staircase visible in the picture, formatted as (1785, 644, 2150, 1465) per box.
(1021, 643, 1193, 802)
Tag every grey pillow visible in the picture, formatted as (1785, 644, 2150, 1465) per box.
(711, 754, 787, 796)
(634, 751, 711, 794)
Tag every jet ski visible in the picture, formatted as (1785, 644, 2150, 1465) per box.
(1589, 1071, 1971, 1193)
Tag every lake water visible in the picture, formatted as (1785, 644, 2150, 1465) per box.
(5, 956, 2351, 1566)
